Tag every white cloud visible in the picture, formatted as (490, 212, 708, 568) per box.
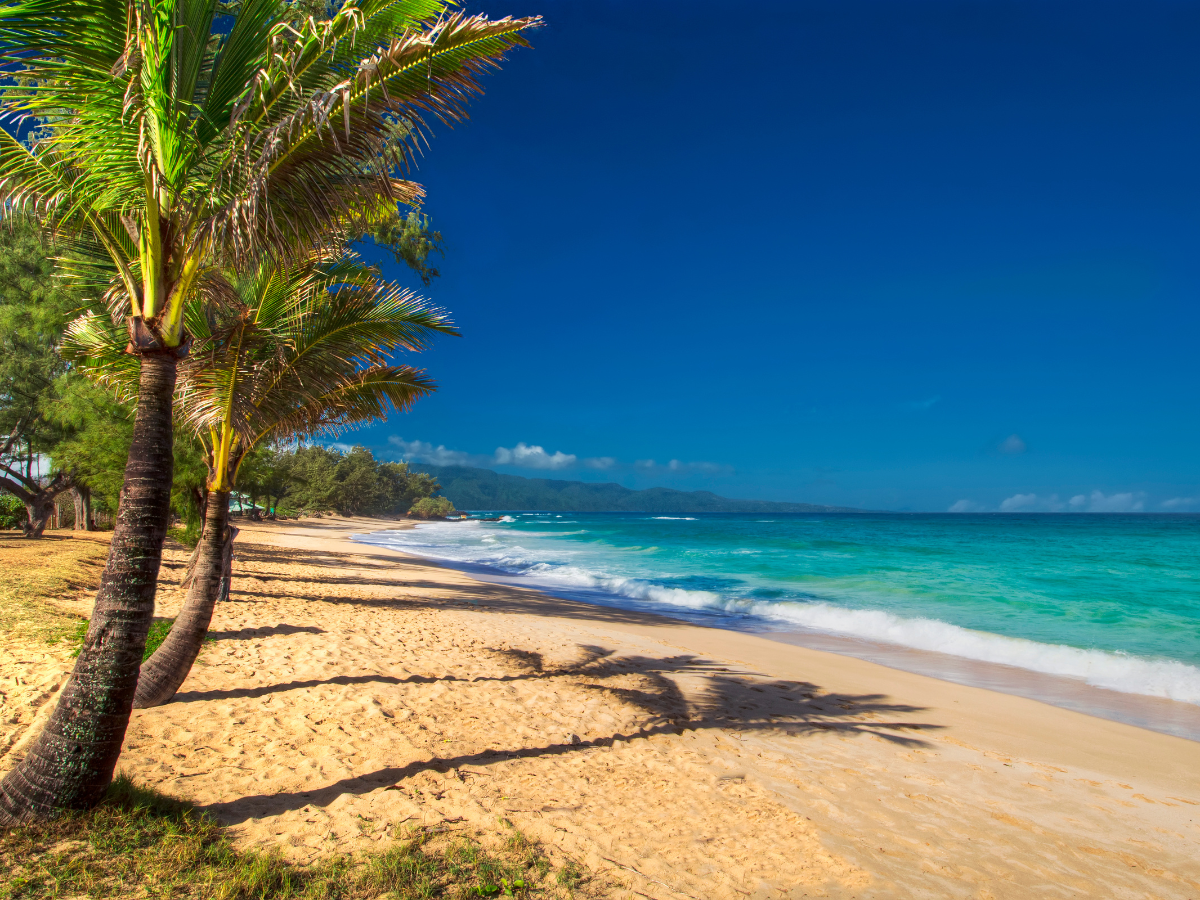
(1162, 497, 1199, 510)
(388, 438, 725, 475)
(999, 492, 1068, 512)
(999, 492, 1041, 512)
(1080, 490, 1144, 513)
(997, 489, 1146, 513)
(948, 499, 985, 513)
(493, 442, 577, 470)
(387, 437, 484, 467)
(391, 436, 596, 471)
(998, 434, 1027, 455)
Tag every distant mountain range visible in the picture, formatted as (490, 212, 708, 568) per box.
(411, 464, 863, 513)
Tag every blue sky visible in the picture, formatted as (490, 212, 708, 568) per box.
(351, 0, 1200, 512)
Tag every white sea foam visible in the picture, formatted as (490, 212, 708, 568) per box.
(499, 515, 517, 523)
(749, 602, 1200, 705)
(356, 522, 1200, 706)
(651, 516, 697, 520)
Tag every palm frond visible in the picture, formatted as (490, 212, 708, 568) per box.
(59, 310, 142, 400)
(166, 242, 453, 481)
(1, 0, 537, 345)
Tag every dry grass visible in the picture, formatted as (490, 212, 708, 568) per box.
(0, 532, 109, 644)
(0, 776, 591, 900)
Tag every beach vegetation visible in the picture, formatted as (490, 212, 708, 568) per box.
(0, 776, 591, 900)
(0, 0, 538, 820)
(409, 495, 458, 519)
(0, 531, 106, 645)
(167, 522, 203, 549)
(272, 444, 443, 517)
(0, 494, 25, 530)
(66, 618, 174, 661)
(0, 218, 264, 538)
(0, 217, 92, 536)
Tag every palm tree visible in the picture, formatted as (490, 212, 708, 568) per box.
(66, 246, 455, 707)
(0, 0, 537, 821)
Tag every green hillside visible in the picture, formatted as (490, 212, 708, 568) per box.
(412, 465, 862, 513)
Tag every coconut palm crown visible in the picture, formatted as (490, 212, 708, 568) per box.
(67, 247, 456, 488)
(1, 0, 536, 352)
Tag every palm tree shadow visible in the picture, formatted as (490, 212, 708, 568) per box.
(200, 643, 941, 825)
(206, 623, 325, 641)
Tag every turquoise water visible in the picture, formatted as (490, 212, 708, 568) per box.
(355, 513, 1200, 706)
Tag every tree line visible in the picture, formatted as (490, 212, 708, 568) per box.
(237, 444, 453, 520)
(0, 0, 532, 822)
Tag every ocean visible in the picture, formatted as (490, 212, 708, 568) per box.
(354, 512, 1200, 737)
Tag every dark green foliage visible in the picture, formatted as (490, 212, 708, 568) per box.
(262, 445, 441, 517)
(42, 380, 132, 515)
(409, 496, 457, 519)
(0, 217, 87, 525)
(167, 522, 202, 549)
(0, 494, 23, 529)
(237, 446, 293, 515)
(170, 431, 211, 529)
(413, 465, 864, 513)
(0, 217, 81, 454)
(0, 776, 576, 900)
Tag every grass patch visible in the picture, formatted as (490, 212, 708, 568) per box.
(0, 533, 108, 643)
(0, 777, 591, 900)
(144, 618, 173, 658)
(67, 618, 174, 661)
(167, 524, 201, 549)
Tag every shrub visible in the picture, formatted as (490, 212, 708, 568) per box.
(0, 493, 24, 530)
(408, 496, 456, 519)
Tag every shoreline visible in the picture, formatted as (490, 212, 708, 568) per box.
(353, 521, 1200, 744)
(332, 522, 1196, 778)
(12, 516, 1194, 898)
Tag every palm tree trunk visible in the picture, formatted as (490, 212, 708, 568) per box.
(0, 355, 177, 822)
(133, 491, 233, 709)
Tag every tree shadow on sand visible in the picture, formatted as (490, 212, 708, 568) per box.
(198, 643, 941, 824)
(205, 623, 326, 641)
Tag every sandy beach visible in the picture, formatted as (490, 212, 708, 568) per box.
(4, 518, 1199, 899)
